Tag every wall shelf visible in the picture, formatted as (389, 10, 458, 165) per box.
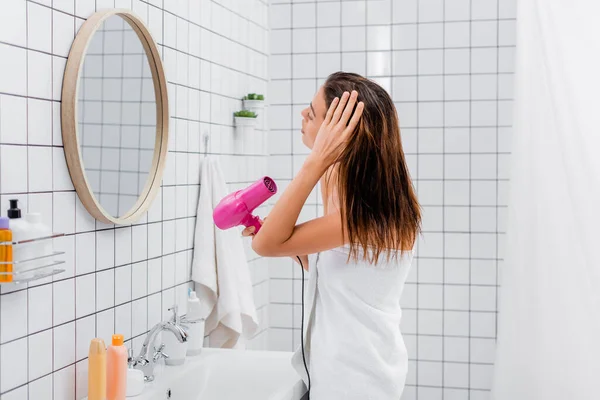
(0, 233, 66, 284)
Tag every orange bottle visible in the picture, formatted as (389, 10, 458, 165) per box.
(88, 338, 107, 400)
(0, 217, 13, 283)
(106, 334, 127, 400)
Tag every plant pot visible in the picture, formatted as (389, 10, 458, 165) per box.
(242, 99, 264, 113)
(234, 116, 258, 127)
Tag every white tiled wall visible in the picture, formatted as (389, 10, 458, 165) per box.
(267, 0, 515, 399)
(0, 0, 269, 398)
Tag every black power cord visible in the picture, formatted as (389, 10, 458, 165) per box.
(296, 256, 311, 399)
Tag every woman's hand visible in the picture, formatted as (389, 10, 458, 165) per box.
(242, 218, 264, 237)
(309, 90, 364, 168)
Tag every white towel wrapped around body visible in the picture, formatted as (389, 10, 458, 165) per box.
(191, 156, 258, 348)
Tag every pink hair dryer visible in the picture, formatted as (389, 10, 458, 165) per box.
(213, 177, 277, 233)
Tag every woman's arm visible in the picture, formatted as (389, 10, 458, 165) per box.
(251, 90, 364, 259)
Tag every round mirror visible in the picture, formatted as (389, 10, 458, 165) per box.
(62, 10, 168, 224)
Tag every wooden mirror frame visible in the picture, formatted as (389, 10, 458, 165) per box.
(61, 9, 168, 225)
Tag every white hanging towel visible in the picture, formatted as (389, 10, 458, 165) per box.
(191, 156, 258, 348)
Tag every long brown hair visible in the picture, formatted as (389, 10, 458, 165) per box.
(323, 72, 421, 263)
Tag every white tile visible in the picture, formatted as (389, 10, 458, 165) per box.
(0, 338, 28, 392)
(76, 274, 96, 318)
(445, 285, 470, 311)
(53, 364, 75, 400)
(75, 232, 95, 275)
(96, 229, 115, 271)
(29, 375, 53, 400)
(367, 0, 391, 24)
(471, 338, 496, 364)
(96, 309, 114, 350)
(132, 224, 148, 263)
(445, 48, 470, 74)
(472, 48, 497, 74)
(28, 329, 53, 380)
(392, 25, 417, 50)
(131, 261, 147, 300)
(28, 50, 52, 99)
(292, 3, 316, 28)
(96, 269, 115, 311)
(1, 145, 27, 193)
(28, 99, 52, 145)
(500, 20, 516, 46)
(53, 147, 74, 191)
(75, 359, 88, 400)
(147, 258, 162, 294)
(74, 315, 96, 362)
(341, 26, 366, 52)
(471, 286, 497, 312)
(367, 52, 391, 77)
(53, 278, 75, 325)
(316, 53, 340, 79)
(418, 284, 443, 309)
(28, 2, 52, 52)
(292, 54, 316, 79)
(445, 0, 470, 21)
(28, 284, 52, 334)
(317, 2, 340, 27)
(445, 362, 469, 388)
(162, 220, 175, 255)
(0, 44, 27, 96)
(148, 222, 162, 258)
(175, 218, 187, 252)
(418, 335, 442, 361)
(53, 11, 74, 58)
(75, 0, 95, 18)
(147, 292, 161, 329)
(115, 227, 132, 266)
(445, 22, 470, 48)
(28, 146, 53, 192)
(0, 0, 26, 46)
(418, 23, 443, 49)
(341, 0, 365, 25)
(115, 264, 132, 305)
(472, 21, 498, 47)
(293, 28, 316, 53)
(0, 95, 27, 144)
(473, 0, 498, 19)
(444, 336, 469, 363)
(444, 232, 470, 258)
(52, 56, 67, 101)
(470, 364, 494, 390)
(161, 254, 175, 289)
(0, 290, 28, 343)
(471, 181, 497, 206)
(115, 302, 132, 340)
(52, 191, 76, 234)
(500, 0, 517, 18)
(270, 4, 291, 29)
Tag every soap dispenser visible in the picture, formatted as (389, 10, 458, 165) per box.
(7, 199, 31, 265)
(185, 289, 205, 356)
(162, 305, 188, 365)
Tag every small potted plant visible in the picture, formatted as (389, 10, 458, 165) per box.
(242, 93, 265, 114)
(234, 110, 258, 127)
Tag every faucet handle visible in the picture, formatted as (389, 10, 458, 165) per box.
(153, 343, 169, 362)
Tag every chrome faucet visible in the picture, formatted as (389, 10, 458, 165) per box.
(129, 305, 188, 382)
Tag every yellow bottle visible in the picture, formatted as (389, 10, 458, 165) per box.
(88, 338, 107, 400)
(0, 217, 13, 283)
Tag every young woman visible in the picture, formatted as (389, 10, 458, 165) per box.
(243, 72, 421, 399)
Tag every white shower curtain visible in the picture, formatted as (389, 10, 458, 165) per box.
(492, 0, 600, 399)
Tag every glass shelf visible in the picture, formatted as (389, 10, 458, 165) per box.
(0, 233, 66, 285)
(0, 232, 65, 246)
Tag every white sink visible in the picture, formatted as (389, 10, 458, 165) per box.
(136, 348, 307, 400)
